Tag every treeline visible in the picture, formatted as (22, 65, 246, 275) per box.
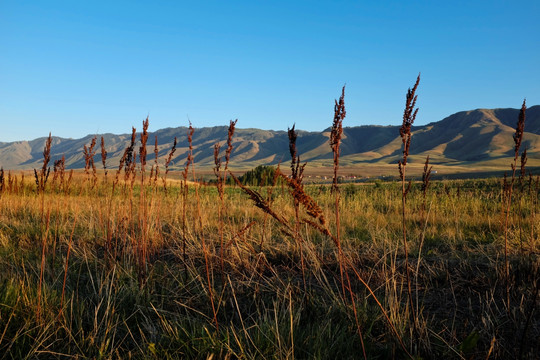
(207, 165, 279, 186)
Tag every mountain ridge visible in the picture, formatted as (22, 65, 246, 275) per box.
(1, 106, 539, 172)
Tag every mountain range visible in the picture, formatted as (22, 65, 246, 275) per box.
(1, 106, 539, 175)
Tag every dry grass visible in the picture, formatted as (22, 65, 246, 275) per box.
(0, 93, 539, 359)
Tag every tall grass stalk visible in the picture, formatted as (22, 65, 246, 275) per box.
(188, 124, 219, 331)
(398, 74, 420, 340)
(181, 124, 194, 266)
(503, 99, 526, 309)
(138, 117, 150, 286)
(34, 133, 52, 194)
(330, 85, 346, 298)
(288, 124, 307, 290)
(163, 136, 177, 192)
(101, 136, 108, 183)
(214, 120, 237, 276)
(328, 86, 368, 359)
(83, 136, 98, 190)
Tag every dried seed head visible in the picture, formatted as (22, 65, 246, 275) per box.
(514, 99, 526, 159)
(213, 142, 222, 174)
(182, 123, 195, 181)
(230, 171, 291, 229)
(404, 180, 412, 197)
(288, 124, 298, 164)
(421, 155, 433, 193)
(139, 116, 150, 168)
(398, 161, 404, 181)
(154, 136, 159, 163)
(125, 127, 137, 172)
(400, 75, 420, 165)
(165, 137, 177, 170)
(34, 133, 53, 192)
(83, 136, 97, 174)
(278, 169, 326, 226)
(288, 125, 305, 183)
(330, 86, 346, 191)
(101, 136, 108, 173)
(330, 86, 346, 150)
(520, 148, 528, 179)
(400, 75, 420, 140)
(225, 119, 237, 171)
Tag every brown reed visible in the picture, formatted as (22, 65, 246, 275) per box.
(329, 86, 348, 300)
(288, 125, 306, 184)
(139, 116, 149, 183)
(330, 86, 345, 192)
(186, 125, 219, 332)
(7, 171, 15, 194)
(183, 123, 194, 181)
(65, 169, 73, 194)
(181, 123, 194, 265)
(503, 99, 527, 309)
(34, 133, 52, 194)
(399, 74, 420, 342)
(329, 86, 367, 358)
(230, 172, 292, 235)
(287, 124, 308, 288)
(83, 136, 98, 189)
(519, 148, 528, 189)
(421, 155, 432, 214)
(153, 135, 159, 186)
(101, 136, 108, 182)
(113, 149, 128, 192)
(52, 155, 66, 192)
(7, 171, 12, 193)
(224, 119, 237, 172)
(138, 117, 150, 285)
(214, 142, 224, 269)
(163, 137, 177, 192)
(0, 168, 4, 195)
(513, 101, 526, 161)
(213, 143, 223, 193)
(124, 127, 137, 185)
(52, 159, 61, 185)
(398, 75, 420, 172)
(214, 119, 238, 275)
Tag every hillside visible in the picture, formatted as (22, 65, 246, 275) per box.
(1, 106, 539, 174)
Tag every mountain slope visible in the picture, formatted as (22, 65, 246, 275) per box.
(1, 106, 539, 171)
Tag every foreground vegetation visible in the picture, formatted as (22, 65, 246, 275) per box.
(0, 82, 538, 359)
(0, 169, 538, 359)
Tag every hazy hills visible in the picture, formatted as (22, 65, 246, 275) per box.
(1, 106, 539, 173)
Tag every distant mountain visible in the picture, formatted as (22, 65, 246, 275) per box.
(1, 106, 539, 171)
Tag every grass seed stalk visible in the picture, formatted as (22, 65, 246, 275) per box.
(398, 74, 420, 339)
(503, 99, 526, 309)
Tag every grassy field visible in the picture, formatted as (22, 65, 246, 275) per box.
(0, 165, 538, 359)
(0, 91, 538, 359)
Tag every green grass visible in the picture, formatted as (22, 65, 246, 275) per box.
(0, 175, 538, 359)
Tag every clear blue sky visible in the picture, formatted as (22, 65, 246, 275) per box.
(1, 0, 539, 142)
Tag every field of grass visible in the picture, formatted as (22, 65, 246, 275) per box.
(0, 164, 538, 359)
(1, 89, 538, 359)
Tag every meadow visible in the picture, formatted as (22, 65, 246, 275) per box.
(0, 85, 538, 359)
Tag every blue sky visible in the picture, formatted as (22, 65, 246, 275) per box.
(1, 0, 538, 142)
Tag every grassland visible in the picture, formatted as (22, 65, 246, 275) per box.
(0, 89, 538, 359)
(0, 166, 538, 359)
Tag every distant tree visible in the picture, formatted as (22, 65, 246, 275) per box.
(233, 165, 278, 186)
